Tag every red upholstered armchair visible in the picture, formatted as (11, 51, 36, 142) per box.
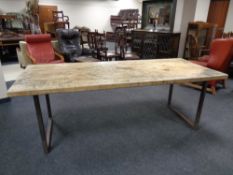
(192, 38, 233, 94)
(25, 34, 64, 64)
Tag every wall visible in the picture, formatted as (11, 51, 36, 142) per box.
(194, 0, 210, 21)
(0, 0, 26, 13)
(224, 0, 233, 32)
(0, 62, 7, 100)
(178, 0, 197, 57)
(176, 0, 211, 57)
(173, 0, 185, 33)
(0, 0, 184, 32)
(39, 0, 141, 31)
(0, 0, 141, 31)
(39, 0, 186, 33)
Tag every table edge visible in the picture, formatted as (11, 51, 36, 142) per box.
(7, 75, 228, 97)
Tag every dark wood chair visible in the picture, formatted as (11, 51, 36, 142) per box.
(115, 26, 140, 60)
(95, 31, 120, 61)
(52, 10, 69, 29)
(87, 32, 98, 58)
(79, 28, 90, 49)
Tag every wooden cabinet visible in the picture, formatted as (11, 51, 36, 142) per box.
(183, 21, 217, 59)
(207, 0, 230, 38)
(38, 5, 57, 33)
(131, 29, 180, 59)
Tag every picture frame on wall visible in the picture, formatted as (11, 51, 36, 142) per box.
(142, 0, 177, 32)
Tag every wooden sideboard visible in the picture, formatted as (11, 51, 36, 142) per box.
(131, 29, 180, 59)
(0, 15, 16, 30)
(0, 33, 24, 60)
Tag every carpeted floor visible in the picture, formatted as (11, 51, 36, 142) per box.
(0, 80, 233, 175)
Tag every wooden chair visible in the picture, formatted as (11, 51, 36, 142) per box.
(87, 32, 98, 59)
(52, 10, 69, 29)
(115, 26, 140, 60)
(184, 21, 217, 59)
(95, 31, 120, 61)
(79, 28, 90, 49)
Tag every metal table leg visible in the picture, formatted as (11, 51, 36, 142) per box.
(167, 82, 207, 129)
(33, 95, 53, 154)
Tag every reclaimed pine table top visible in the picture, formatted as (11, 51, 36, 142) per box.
(7, 58, 228, 97)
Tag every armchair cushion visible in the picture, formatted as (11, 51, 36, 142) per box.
(25, 34, 64, 64)
(17, 40, 59, 68)
(56, 29, 82, 62)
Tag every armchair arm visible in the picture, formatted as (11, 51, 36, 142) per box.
(53, 47, 62, 55)
(25, 50, 37, 64)
(55, 51, 65, 62)
(16, 48, 23, 67)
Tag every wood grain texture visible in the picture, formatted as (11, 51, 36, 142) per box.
(7, 58, 228, 97)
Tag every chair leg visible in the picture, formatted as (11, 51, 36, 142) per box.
(210, 86, 216, 95)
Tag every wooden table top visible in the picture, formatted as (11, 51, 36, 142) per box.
(7, 58, 228, 97)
